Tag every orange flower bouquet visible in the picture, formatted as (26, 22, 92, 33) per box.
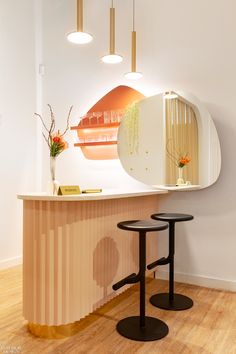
(174, 154, 191, 185)
(34, 104, 73, 194)
(49, 132, 69, 157)
(178, 155, 191, 168)
(166, 139, 191, 185)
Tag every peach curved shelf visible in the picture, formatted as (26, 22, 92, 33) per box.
(74, 141, 117, 147)
(71, 122, 120, 130)
(71, 85, 145, 160)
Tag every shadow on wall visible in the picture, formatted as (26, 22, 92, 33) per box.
(93, 237, 119, 308)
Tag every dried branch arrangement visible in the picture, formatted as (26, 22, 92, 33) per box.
(34, 104, 73, 157)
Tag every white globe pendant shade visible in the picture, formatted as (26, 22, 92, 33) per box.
(67, 31, 93, 44)
(124, 71, 143, 80)
(101, 54, 123, 64)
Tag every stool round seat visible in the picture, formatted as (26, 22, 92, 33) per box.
(151, 213, 194, 223)
(149, 212, 194, 311)
(117, 220, 169, 232)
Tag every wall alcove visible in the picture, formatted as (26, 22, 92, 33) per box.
(71, 85, 144, 160)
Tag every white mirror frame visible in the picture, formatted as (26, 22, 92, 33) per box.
(117, 91, 221, 190)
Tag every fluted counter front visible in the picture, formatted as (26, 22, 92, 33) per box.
(18, 189, 168, 338)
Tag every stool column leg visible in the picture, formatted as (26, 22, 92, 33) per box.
(139, 231, 146, 327)
(169, 222, 175, 302)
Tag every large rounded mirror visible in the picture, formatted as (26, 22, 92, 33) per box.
(117, 91, 221, 190)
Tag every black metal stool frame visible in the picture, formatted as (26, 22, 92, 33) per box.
(148, 213, 194, 311)
(112, 220, 169, 341)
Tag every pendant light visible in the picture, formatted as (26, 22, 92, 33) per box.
(124, 0, 143, 79)
(101, 0, 123, 64)
(67, 0, 93, 44)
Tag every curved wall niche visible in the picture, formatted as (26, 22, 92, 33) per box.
(117, 91, 221, 190)
(71, 86, 144, 160)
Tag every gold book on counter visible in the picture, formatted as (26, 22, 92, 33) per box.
(82, 189, 102, 194)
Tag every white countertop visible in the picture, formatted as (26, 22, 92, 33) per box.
(17, 188, 168, 201)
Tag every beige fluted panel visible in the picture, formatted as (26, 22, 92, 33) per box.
(23, 196, 160, 326)
(165, 98, 199, 184)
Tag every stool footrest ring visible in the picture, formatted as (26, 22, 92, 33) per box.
(112, 273, 137, 291)
(147, 257, 169, 270)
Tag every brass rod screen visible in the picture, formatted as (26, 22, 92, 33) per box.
(165, 98, 199, 185)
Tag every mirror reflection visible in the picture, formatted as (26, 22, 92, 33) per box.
(117, 91, 221, 190)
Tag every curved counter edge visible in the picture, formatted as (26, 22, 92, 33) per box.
(17, 188, 168, 201)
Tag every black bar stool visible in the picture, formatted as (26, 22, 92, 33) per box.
(112, 219, 169, 341)
(148, 213, 194, 311)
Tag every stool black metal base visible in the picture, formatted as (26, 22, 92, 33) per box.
(149, 213, 194, 312)
(117, 316, 169, 342)
(150, 293, 193, 311)
(113, 220, 169, 342)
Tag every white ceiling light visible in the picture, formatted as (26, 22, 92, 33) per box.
(125, 71, 143, 80)
(101, 0, 123, 64)
(67, 0, 93, 45)
(124, 0, 143, 79)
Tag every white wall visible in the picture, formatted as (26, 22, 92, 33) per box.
(0, 0, 37, 267)
(1, 0, 235, 291)
(41, 0, 236, 290)
(144, 0, 236, 290)
(40, 0, 150, 191)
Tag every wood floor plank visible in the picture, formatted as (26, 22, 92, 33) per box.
(0, 266, 235, 354)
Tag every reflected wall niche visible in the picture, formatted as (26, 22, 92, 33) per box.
(71, 85, 144, 160)
(118, 91, 221, 190)
(165, 97, 199, 186)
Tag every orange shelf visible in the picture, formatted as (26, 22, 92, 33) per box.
(71, 122, 120, 130)
(74, 141, 117, 147)
(71, 85, 145, 160)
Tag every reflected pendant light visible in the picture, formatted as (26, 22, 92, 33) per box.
(101, 0, 123, 64)
(67, 0, 93, 44)
(125, 0, 143, 79)
(164, 91, 178, 99)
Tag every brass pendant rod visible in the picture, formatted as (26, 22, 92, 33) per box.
(131, 31, 136, 72)
(77, 0, 83, 32)
(110, 7, 115, 54)
(133, 0, 135, 31)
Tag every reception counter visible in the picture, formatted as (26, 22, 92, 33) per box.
(18, 189, 168, 338)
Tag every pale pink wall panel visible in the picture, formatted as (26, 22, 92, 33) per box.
(23, 196, 160, 326)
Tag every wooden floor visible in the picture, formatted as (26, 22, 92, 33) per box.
(0, 266, 235, 354)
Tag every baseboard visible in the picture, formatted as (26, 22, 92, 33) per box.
(1, 258, 235, 292)
(155, 269, 236, 292)
(0, 256, 22, 270)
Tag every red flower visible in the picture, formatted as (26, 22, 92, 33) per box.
(52, 136, 62, 144)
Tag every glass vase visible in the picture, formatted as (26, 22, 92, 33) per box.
(176, 167, 185, 186)
(49, 156, 59, 195)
